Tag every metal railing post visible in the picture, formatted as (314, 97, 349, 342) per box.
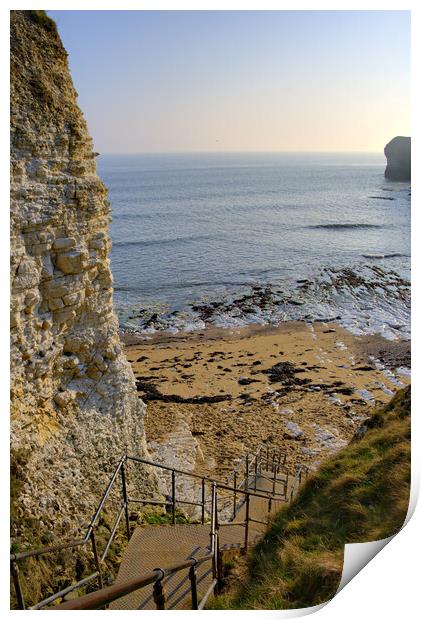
(244, 493, 250, 553)
(201, 478, 206, 525)
(9, 448, 306, 611)
(11, 560, 25, 609)
(245, 454, 249, 492)
(210, 482, 216, 553)
(233, 472, 237, 519)
(210, 481, 217, 578)
(153, 570, 166, 610)
(90, 529, 103, 589)
(213, 485, 221, 592)
(171, 470, 176, 525)
(120, 462, 131, 541)
(189, 562, 198, 609)
(216, 539, 223, 594)
(254, 454, 258, 490)
(215, 487, 219, 531)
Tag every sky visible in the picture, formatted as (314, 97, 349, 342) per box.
(47, 10, 410, 154)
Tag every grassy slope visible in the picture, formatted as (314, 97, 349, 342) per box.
(210, 387, 410, 609)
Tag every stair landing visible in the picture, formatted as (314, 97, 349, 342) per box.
(110, 475, 287, 609)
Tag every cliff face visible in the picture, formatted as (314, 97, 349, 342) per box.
(10, 11, 151, 541)
(384, 136, 411, 181)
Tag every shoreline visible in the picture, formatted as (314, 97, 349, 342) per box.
(122, 320, 410, 491)
(115, 259, 411, 343)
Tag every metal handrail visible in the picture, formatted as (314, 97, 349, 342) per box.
(135, 546, 202, 610)
(100, 504, 126, 563)
(85, 456, 126, 538)
(53, 554, 214, 610)
(127, 453, 252, 488)
(29, 572, 100, 610)
(216, 481, 283, 501)
(289, 465, 309, 500)
(11, 537, 87, 563)
(11, 457, 127, 563)
(11, 446, 307, 610)
(198, 579, 218, 610)
(127, 454, 214, 481)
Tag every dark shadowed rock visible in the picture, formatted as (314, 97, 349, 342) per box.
(384, 136, 411, 180)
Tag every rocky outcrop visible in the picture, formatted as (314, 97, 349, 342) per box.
(10, 11, 153, 542)
(384, 136, 411, 181)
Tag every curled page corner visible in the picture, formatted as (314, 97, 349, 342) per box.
(228, 477, 419, 617)
(337, 535, 394, 594)
(236, 601, 328, 618)
(336, 481, 419, 595)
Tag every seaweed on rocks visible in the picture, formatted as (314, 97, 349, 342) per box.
(263, 361, 311, 387)
(136, 378, 231, 404)
(238, 377, 260, 385)
(263, 361, 297, 383)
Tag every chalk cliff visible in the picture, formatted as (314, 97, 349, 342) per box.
(384, 136, 411, 181)
(10, 11, 151, 542)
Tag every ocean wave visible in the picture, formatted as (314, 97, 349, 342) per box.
(116, 262, 410, 341)
(308, 224, 383, 230)
(115, 278, 253, 293)
(112, 234, 216, 249)
(362, 253, 409, 259)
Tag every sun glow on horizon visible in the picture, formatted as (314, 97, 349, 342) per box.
(48, 10, 410, 154)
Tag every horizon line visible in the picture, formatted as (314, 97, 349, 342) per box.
(97, 149, 385, 156)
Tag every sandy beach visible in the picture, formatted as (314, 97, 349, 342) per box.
(122, 321, 410, 482)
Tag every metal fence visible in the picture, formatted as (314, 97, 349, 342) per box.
(10, 444, 308, 610)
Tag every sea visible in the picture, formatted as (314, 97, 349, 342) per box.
(97, 152, 410, 341)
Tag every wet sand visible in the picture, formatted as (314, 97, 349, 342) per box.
(122, 322, 410, 481)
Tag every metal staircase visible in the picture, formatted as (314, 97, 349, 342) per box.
(10, 445, 308, 610)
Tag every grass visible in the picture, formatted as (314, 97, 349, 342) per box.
(208, 387, 410, 610)
(140, 507, 190, 526)
(10, 389, 409, 609)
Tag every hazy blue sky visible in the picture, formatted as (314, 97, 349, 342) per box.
(48, 10, 410, 154)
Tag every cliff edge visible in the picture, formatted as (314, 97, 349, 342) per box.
(10, 11, 152, 543)
(384, 136, 411, 181)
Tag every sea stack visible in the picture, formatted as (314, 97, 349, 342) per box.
(10, 11, 152, 543)
(384, 136, 411, 181)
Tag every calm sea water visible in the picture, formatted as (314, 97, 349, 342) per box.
(97, 152, 410, 340)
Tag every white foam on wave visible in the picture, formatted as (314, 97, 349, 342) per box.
(117, 262, 410, 341)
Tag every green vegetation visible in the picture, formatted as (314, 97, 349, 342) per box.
(11, 447, 124, 608)
(26, 10, 58, 35)
(10, 448, 57, 607)
(10, 493, 191, 608)
(140, 507, 190, 526)
(10, 389, 410, 609)
(209, 387, 410, 609)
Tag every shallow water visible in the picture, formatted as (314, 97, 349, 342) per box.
(98, 152, 410, 339)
